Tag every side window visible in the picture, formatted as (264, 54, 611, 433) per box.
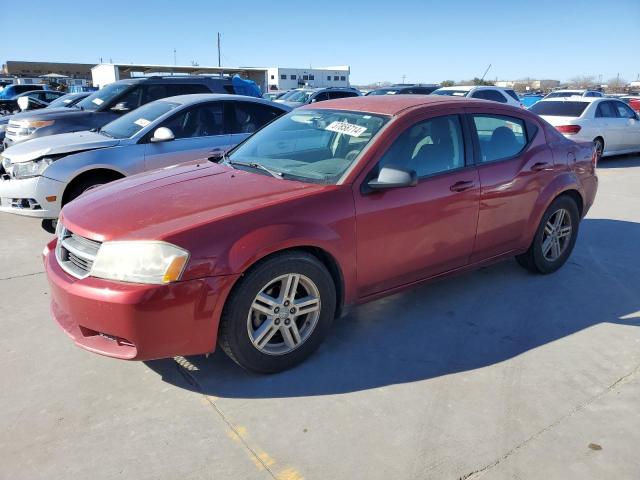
(596, 101, 618, 118)
(166, 84, 211, 96)
(505, 89, 520, 102)
(312, 92, 330, 102)
(473, 115, 527, 163)
(377, 115, 465, 178)
(45, 92, 61, 102)
(230, 102, 283, 134)
(614, 102, 636, 119)
(472, 89, 507, 103)
(160, 103, 224, 139)
(328, 91, 358, 100)
(114, 86, 144, 110)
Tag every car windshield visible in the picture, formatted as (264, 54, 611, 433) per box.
(277, 90, 298, 100)
(228, 109, 389, 184)
(367, 89, 400, 96)
(285, 90, 314, 103)
(99, 100, 179, 139)
(545, 91, 582, 98)
(529, 101, 589, 117)
(76, 83, 133, 111)
(432, 89, 468, 97)
(47, 94, 80, 109)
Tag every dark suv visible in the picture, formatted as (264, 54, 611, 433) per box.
(366, 84, 440, 96)
(275, 87, 360, 108)
(4, 76, 245, 149)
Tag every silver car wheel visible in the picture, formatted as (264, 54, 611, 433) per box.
(542, 208, 572, 261)
(247, 273, 321, 356)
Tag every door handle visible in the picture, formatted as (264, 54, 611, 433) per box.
(531, 162, 553, 172)
(449, 180, 475, 192)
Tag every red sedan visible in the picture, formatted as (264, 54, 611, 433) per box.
(44, 95, 598, 373)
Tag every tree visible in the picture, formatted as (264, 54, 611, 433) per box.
(440, 80, 455, 87)
(606, 76, 627, 93)
(568, 75, 597, 89)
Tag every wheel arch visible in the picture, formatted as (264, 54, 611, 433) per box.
(61, 168, 126, 206)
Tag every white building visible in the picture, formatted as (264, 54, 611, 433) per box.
(91, 63, 351, 92)
(266, 66, 350, 91)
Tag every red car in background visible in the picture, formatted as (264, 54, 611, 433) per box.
(625, 97, 640, 113)
(44, 95, 598, 373)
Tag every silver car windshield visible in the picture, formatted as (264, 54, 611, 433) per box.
(100, 101, 179, 139)
(76, 83, 132, 112)
(228, 109, 389, 184)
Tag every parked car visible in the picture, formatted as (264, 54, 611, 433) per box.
(262, 91, 287, 101)
(0, 94, 290, 230)
(0, 83, 45, 100)
(520, 94, 545, 108)
(432, 86, 523, 107)
(43, 95, 597, 373)
(529, 97, 640, 158)
(275, 87, 360, 108)
(0, 93, 91, 155)
(543, 89, 603, 99)
(1, 90, 66, 116)
(3, 76, 255, 149)
(619, 96, 640, 113)
(366, 84, 440, 96)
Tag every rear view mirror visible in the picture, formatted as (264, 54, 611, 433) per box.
(111, 102, 130, 113)
(368, 165, 418, 190)
(150, 127, 175, 143)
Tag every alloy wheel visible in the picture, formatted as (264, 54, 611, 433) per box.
(541, 208, 572, 261)
(247, 273, 321, 355)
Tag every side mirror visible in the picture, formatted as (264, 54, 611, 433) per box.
(111, 102, 130, 113)
(150, 127, 175, 143)
(17, 96, 30, 111)
(368, 165, 418, 190)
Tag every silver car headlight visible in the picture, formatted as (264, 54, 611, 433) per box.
(12, 119, 55, 136)
(11, 157, 54, 179)
(91, 241, 190, 284)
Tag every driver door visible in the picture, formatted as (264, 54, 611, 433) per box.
(354, 110, 480, 297)
(143, 101, 234, 170)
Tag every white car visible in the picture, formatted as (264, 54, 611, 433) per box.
(543, 89, 603, 99)
(529, 97, 640, 157)
(431, 85, 522, 108)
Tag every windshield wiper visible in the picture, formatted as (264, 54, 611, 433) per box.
(97, 129, 113, 138)
(227, 160, 283, 179)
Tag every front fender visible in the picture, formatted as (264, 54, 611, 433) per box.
(44, 146, 143, 183)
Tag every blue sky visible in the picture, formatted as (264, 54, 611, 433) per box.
(5, 0, 639, 85)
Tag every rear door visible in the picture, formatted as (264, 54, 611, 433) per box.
(143, 101, 231, 169)
(594, 101, 625, 152)
(611, 101, 640, 150)
(466, 109, 555, 261)
(354, 109, 480, 297)
(227, 100, 287, 146)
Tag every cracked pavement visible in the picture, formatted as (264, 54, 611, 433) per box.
(1, 155, 639, 479)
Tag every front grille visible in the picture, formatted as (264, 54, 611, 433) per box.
(55, 226, 102, 279)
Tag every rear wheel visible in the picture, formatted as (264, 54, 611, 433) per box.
(218, 251, 336, 373)
(516, 196, 580, 274)
(593, 137, 604, 159)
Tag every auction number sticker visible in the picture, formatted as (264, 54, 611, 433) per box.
(92, 98, 104, 105)
(134, 118, 151, 127)
(325, 121, 367, 137)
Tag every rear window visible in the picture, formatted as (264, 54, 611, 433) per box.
(432, 89, 468, 97)
(529, 101, 589, 117)
(505, 89, 520, 101)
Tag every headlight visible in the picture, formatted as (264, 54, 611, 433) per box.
(12, 119, 55, 136)
(11, 157, 54, 179)
(91, 241, 190, 284)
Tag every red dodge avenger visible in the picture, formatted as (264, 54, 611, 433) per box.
(44, 95, 598, 373)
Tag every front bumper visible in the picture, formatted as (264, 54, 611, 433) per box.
(44, 240, 240, 360)
(0, 175, 65, 218)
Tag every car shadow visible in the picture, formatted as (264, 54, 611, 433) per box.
(145, 218, 640, 398)
(597, 153, 640, 169)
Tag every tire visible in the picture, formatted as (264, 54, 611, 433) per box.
(63, 175, 117, 206)
(218, 251, 336, 373)
(516, 195, 580, 274)
(41, 219, 57, 234)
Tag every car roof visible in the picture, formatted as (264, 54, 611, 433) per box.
(156, 93, 289, 108)
(537, 97, 605, 103)
(298, 94, 509, 116)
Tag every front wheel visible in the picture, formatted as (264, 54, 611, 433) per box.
(218, 251, 336, 373)
(516, 196, 580, 274)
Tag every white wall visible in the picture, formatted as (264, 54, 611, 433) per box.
(91, 64, 120, 89)
(266, 67, 350, 91)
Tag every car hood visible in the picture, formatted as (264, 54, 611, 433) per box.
(9, 107, 71, 120)
(2, 131, 120, 163)
(61, 161, 332, 242)
(276, 100, 305, 108)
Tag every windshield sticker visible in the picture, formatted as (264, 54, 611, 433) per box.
(325, 121, 367, 137)
(134, 118, 151, 128)
(92, 98, 104, 105)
